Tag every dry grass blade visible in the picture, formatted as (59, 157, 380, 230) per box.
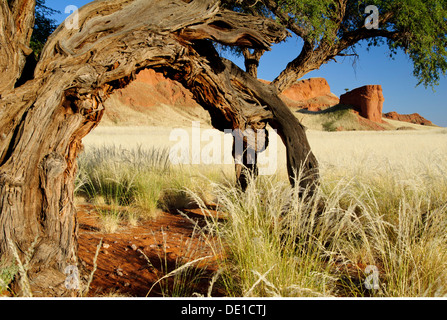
(7, 236, 39, 297)
(146, 255, 213, 297)
(83, 238, 103, 297)
(244, 266, 275, 297)
(207, 268, 223, 297)
(76, 128, 447, 297)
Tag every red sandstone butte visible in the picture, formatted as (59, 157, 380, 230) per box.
(340, 85, 385, 123)
(282, 78, 331, 101)
(383, 111, 434, 126)
(280, 78, 339, 110)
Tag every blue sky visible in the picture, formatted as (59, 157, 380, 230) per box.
(46, 0, 447, 127)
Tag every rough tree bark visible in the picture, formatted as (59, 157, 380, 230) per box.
(0, 0, 318, 295)
(0, 0, 36, 93)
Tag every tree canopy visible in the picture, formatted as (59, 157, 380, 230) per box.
(222, 0, 447, 90)
(30, 0, 59, 57)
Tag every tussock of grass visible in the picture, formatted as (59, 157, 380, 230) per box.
(76, 145, 171, 219)
(139, 224, 215, 297)
(198, 173, 348, 297)
(76, 145, 230, 229)
(193, 155, 447, 297)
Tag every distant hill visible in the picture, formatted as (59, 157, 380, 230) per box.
(100, 69, 437, 131)
(101, 69, 212, 127)
(383, 112, 435, 126)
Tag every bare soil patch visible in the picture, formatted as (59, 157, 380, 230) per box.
(77, 204, 226, 297)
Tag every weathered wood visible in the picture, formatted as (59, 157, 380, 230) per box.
(0, 0, 318, 295)
(242, 48, 265, 79)
(0, 0, 35, 93)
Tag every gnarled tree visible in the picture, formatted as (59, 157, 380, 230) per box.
(0, 0, 318, 295)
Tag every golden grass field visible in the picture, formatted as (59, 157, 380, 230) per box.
(74, 122, 447, 297)
(83, 124, 447, 177)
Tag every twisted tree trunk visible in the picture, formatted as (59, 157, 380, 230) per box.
(0, 0, 318, 295)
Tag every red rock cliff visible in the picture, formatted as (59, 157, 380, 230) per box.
(340, 85, 385, 123)
(261, 77, 339, 111)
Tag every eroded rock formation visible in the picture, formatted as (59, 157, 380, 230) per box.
(280, 78, 339, 111)
(383, 111, 435, 126)
(340, 85, 385, 123)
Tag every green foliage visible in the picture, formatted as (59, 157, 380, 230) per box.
(30, 0, 60, 58)
(343, 0, 447, 88)
(0, 261, 18, 294)
(222, 0, 447, 88)
(277, 0, 338, 41)
(320, 105, 354, 132)
(279, 0, 447, 87)
(389, 0, 447, 88)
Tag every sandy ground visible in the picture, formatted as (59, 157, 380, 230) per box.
(77, 204, 225, 297)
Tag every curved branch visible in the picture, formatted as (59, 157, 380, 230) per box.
(178, 8, 288, 49)
(337, 28, 401, 52)
(260, 0, 308, 40)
